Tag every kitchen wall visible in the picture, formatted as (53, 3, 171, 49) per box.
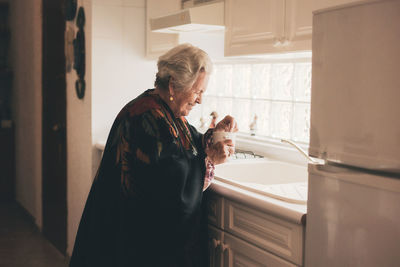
(179, 31, 225, 61)
(92, 0, 156, 145)
(66, 0, 93, 256)
(91, 0, 226, 146)
(10, 0, 43, 228)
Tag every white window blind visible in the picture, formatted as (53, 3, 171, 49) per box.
(187, 57, 311, 144)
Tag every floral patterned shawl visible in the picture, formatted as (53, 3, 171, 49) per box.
(70, 89, 211, 267)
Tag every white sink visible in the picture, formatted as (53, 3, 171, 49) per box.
(214, 159, 308, 204)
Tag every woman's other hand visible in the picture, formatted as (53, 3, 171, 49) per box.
(206, 139, 234, 165)
(215, 115, 238, 133)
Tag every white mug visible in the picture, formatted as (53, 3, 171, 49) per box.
(212, 131, 236, 145)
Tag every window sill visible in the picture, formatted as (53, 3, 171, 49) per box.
(235, 133, 310, 166)
(93, 133, 310, 166)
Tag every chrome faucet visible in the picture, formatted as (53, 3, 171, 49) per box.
(280, 139, 322, 164)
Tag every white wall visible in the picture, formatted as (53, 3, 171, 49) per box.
(91, 0, 227, 144)
(66, 0, 94, 256)
(92, 0, 157, 144)
(10, 0, 43, 228)
(179, 31, 225, 61)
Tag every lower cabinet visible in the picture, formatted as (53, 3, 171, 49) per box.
(209, 225, 298, 267)
(206, 191, 304, 266)
(208, 225, 224, 267)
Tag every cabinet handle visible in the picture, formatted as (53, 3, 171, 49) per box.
(273, 39, 282, 47)
(52, 123, 61, 132)
(221, 243, 230, 252)
(281, 38, 290, 47)
(212, 238, 221, 249)
(222, 243, 231, 266)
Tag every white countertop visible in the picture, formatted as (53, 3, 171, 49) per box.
(210, 178, 307, 225)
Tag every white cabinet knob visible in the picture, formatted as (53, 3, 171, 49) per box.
(273, 40, 282, 47)
(212, 238, 221, 249)
(281, 38, 290, 46)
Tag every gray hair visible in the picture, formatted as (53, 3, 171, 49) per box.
(154, 43, 213, 92)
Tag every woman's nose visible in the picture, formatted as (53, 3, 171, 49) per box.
(196, 94, 202, 104)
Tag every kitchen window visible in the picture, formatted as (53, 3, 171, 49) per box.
(187, 53, 312, 145)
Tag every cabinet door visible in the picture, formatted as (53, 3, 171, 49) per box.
(223, 232, 298, 267)
(224, 0, 285, 56)
(209, 225, 224, 267)
(224, 200, 304, 265)
(284, 0, 312, 51)
(206, 191, 224, 229)
(146, 0, 179, 58)
(312, 0, 367, 11)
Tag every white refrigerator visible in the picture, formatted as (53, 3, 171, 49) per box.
(305, 1, 400, 266)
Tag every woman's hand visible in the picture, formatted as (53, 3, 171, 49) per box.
(215, 115, 238, 133)
(206, 115, 238, 165)
(205, 139, 235, 165)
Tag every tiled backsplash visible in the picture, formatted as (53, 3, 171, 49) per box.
(187, 59, 311, 143)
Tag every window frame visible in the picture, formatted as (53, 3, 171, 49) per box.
(189, 52, 312, 165)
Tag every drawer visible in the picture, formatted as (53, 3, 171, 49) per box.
(206, 192, 224, 229)
(224, 232, 298, 267)
(224, 199, 303, 265)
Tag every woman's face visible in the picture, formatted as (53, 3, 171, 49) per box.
(171, 72, 209, 117)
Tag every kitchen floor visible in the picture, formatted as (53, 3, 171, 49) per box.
(0, 202, 69, 267)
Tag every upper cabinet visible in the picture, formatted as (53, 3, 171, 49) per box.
(146, 0, 368, 58)
(224, 0, 313, 56)
(146, 0, 180, 59)
(312, 0, 367, 11)
(285, 0, 314, 51)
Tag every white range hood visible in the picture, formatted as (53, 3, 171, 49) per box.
(150, 1, 224, 33)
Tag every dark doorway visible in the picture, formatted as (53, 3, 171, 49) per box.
(42, 0, 67, 254)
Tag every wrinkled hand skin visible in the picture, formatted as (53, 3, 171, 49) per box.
(214, 115, 239, 133)
(206, 115, 238, 165)
(206, 139, 235, 165)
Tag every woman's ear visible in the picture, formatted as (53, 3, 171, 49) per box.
(168, 76, 175, 96)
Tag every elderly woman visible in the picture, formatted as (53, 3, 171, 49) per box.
(70, 44, 237, 267)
